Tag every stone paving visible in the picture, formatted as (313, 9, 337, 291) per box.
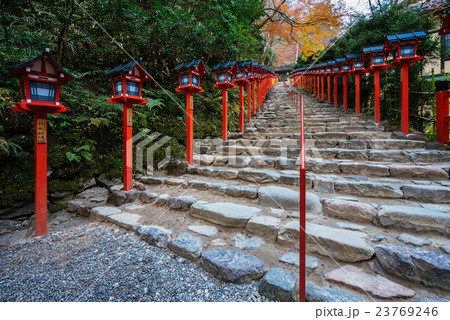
(1, 82, 450, 302)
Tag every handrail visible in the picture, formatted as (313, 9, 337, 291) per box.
(283, 81, 306, 302)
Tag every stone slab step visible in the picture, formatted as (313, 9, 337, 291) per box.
(375, 245, 450, 291)
(325, 265, 416, 299)
(377, 205, 450, 235)
(189, 201, 261, 228)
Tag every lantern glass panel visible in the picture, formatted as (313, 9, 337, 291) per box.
(327, 68, 331, 73)
(236, 72, 243, 80)
(192, 74, 199, 87)
(180, 74, 190, 87)
(218, 72, 226, 83)
(29, 80, 56, 102)
(244, 71, 248, 79)
(126, 80, 140, 96)
(114, 80, 123, 95)
(372, 55, 384, 65)
(400, 45, 415, 58)
(333, 67, 339, 72)
(228, 73, 233, 83)
(343, 65, 350, 71)
(354, 61, 363, 69)
(258, 72, 261, 77)
(21, 81, 26, 100)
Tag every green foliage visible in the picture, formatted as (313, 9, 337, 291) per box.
(0, 0, 269, 208)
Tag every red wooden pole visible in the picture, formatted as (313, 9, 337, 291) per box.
(317, 76, 320, 99)
(343, 75, 348, 110)
(222, 87, 228, 141)
(374, 69, 381, 124)
(334, 76, 338, 107)
(313, 75, 316, 95)
(401, 63, 409, 134)
(299, 94, 306, 302)
(257, 81, 261, 111)
(252, 82, 256, 115)
(247, 83, 251, 121)
(327, 76, 331, 104)
(355, 73, 360, 115)
(123, 104, 133, 191)
(186, 92, 194, 165)
(321, 76, 324, 101)
(239, 84, 244, 133)
(34, 113, 47, 237)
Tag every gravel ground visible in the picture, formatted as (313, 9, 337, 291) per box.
(0, 222, 259, 302)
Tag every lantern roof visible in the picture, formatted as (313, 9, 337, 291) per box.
(385, 30, 428, 44)
(175, 59, 208, 75)
(334, 58, 346, 65)
(7, 49, 74, 84)
(252, 62, 263, 71)
(212, 60, 239, 74)
(362, 45, 385, 56)
(105, 58, 151, 79)
(346, 53, 362, 62)
(439, 9, 450, 35)
(327, 60, 335, 66)
(237, 60, 252, 70)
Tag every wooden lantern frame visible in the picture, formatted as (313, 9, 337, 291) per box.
(213, 60, 239, 89)
(106, 59, 151, 105)
(175, 59, 208, 93)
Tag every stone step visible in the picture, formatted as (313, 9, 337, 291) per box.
(190, 202, 261, 228)
(305, 223, 375, 262)
(187, 165, 450, 203)
(210, 138, 428, 151)
(191, 155, 450, 181)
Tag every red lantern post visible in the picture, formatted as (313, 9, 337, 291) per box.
(341, 61, 352, 110)
(363, 45, 387, 124)
(346, 53, 365, 115)
(326, 62, 333, 104)
(213, 61, 239, 141)
(385, 30, 428, 134)
(174, 59, 208, 165)
(7, 49, 74, 236)
(320, 65, 325, 101)
(333, 58, 345, 108)
(248, 62, 260, 115)
(234, 60, 253, 133)
(106, 59, 151, 191)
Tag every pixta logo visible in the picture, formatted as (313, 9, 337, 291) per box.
(133, 130, 172, 175)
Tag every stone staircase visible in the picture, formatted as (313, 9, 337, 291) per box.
(70, 82, 449, 302)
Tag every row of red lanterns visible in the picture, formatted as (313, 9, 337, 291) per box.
(292, 30, 428, 135)
(6, 51, 278, 236)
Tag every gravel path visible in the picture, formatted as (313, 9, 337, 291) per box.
(0, 222, 258, 302)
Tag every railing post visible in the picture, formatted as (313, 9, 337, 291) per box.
(299, 93, 306, 303)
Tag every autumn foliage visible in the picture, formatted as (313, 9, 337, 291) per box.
(261, 0, 346, 66)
